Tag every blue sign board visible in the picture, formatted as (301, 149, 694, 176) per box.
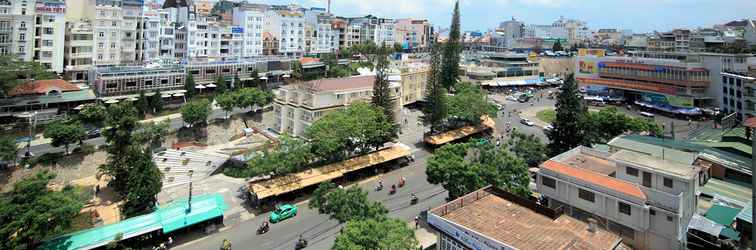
(232, 27, 244, 34)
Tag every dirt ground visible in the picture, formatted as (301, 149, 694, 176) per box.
(0, 150, 108, 193)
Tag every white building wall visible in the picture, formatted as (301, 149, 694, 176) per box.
(34, 1, 66, 73)
(0, 0, 35, 62)
(234, 9, 264, 57)
(141, 11, 161, 62)
(93, 3, 122, 65)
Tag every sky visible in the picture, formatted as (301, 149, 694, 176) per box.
(236, 0, 756, 33)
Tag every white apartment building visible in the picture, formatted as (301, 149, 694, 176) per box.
(0, 0, 35, 62)
(265, 10, 305, 56)
(141, 7, 162, 62)
(219, 25, 243, 59)
(67, 0, 123, 66)
(187, 15, 222, 59)
(233, 7, 264, 57)
(158, 9, 175, 59)
(536, 146, 702, 250)
(372, 21, 395, 47)
(314, 17, 337, 54)
(273, 75, 401, 136)
(64, 20, 93, 83)
(34, 0, 66, 73)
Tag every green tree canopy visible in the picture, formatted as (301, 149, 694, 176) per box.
(553, 40, 564, 52)
(100, 102, 140, 194)
(439, 1, 462, 91)
(0, 135, 16, 163)
(427, 142, 530, 199)
(547, 74, 590, 156)
(149, 89, 165, 114)
(215, 76, 228, 93)
(184, 73, 197, 98)
(586, 107, 662, 143)
(309, 182, 388, 223)
(420, 45, 448, 133)
(134, 121, 169, 151)
(224, 134, 314, 178)
(447, 82, 497, 127)
(305, 102, 394, 162)
(507, 131, 548, 167)
(236, 87, 272, 111)
(333, 218, 418, 250)
(78, 104, 107, 127)
(215, 91, 236, 119)
(134, 90, 150, 119)
(0, 55, 57, 98)
(0, 171, 84, 250)
(120, 146, 162, 217)
(44, 119, 86, 155)
(180, 98, 211, 127)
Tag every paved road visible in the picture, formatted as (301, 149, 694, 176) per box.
(174, 149, 446, 250)
(17, 107, 256, 158)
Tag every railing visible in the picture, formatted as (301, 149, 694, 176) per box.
(640, 186, 682, 214)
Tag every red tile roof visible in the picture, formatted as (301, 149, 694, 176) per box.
(9, 79, 79, 97)
(304, 75, 375, 92)
(542, 160, 646, 200)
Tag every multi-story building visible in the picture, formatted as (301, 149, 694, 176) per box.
(536, 146, 702, 249)
(273, 75, 401, 136)
(494, 17, 523, 48)
(347, 16, 395, 47)
(576, 50, 713, 113)
(120, 0, 145, 63)
(394, 19, 432, 51)
(720, 57, 756, 120)
(0, 0, 35, 62)
(262, 32, 279, 55)
(91, 57, 294, 98)
(194, 0, 212, 17)
(141, 6, 162, 62)
(63, 20, 93, 84)
(33, 0, 66, 73)
(428, 186, 624, 250)
(219, 25, 243, 59)
(648, 29, 691, 53)
(303, 9, 336, 54)
(64, 0, 123, 66)
(394, 62, 429, 106)
(745, 20, 756, 47)
(463, 52, 542, 87)
(265, 10, 305, 56)
(187, 15, 223, 59)
(232, 6, 265, 57)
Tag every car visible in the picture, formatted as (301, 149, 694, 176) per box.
(269, 204, 297, 223)
(86, 128, 101, 138)
(520, 118, 534, 126)
(639, 112, 656, 118)
(543, 124, 553, 131)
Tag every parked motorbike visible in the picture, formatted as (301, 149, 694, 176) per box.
(410, 194, 419, 205)
(257, 222, 269, 235)
(295, 236, 308, 249)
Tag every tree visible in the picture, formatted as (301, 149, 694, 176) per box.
(184, 73, 197, 98)
(309, 182, 388, 223)
(421, 45, 448, 133)
(215, 76, 228, 93)
(0, 171, 84, 250)
(236, 87, 272, 111)
(333, 218, 418, 250)
(149, 89, 165, 114)
(427, 142, 530, 199)
(44, 119, 86, 155)
(507, 131, 548, 167)
(135, 121, 169, 151)
(0, 55, 57, 98)
(447, 82, 497, 126)
(0, 135, 17, 164)
(215, 92, 236, 119)
(224, 134, 314, 178)
(553, 40, 564, 52)
(547, 74, 590, 156)
(439, 1, 462, 91)
(100, 102, 140, 194)
(233, 74, 242, 90)
(120, 146, 162, 218)
(371, 45, 397, 131)
(292, 61, 304, 80)
(134, 90, 150, 119)
(393, 42, 404, 53)
(180, 98, 211, 127)
(305, 102, 394, 162)
(585, 107, 662, 143)
(78, 104, 107, 127)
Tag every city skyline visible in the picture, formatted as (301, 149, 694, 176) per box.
(253, 0, 755, 33)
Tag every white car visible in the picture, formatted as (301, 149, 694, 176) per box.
(543, 124, 553, 131)
(639, 112, 655, 118)
(520, 118, 535, 126)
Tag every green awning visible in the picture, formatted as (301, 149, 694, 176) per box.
(737, 202, 752, 224)
(40, 213, 162, 250)
(40, 194, 228, 250)
(720, 227, 741, 241)
(157, 194, 228, 233)
(705, 204, 740, 226)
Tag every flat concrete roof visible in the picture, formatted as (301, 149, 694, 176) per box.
(610, 150, 698, 179)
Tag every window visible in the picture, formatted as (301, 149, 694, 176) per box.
(542, 176, 556, 189)
(626, 167, 638, 177)
(126, 81, 137, 87)
(578, 189, 595, 203)
(650, 209, 656, 216)
(666, 215, 673, 222)
(99, 32, 104, 37)
(43, 28, 53, 35)
(160, 79, 168, 85)
(618, 202, 631, 215)
(144, 80, 153, 86)
(663, 177, 673, 188)
(106, 83, 117, 89)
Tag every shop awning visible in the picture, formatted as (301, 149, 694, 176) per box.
(205, 84, 217, 88)
(157, 194, 228, 234)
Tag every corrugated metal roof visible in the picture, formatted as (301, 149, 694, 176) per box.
(737, 202, 752, 224)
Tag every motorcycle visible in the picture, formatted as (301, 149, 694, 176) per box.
(295, 236, 308, 249)
(398, 178, 406, 188)
(410, 194, 419, 205)
(389, 184, 397, 195)
(374, 184, 383, 191)
(257, 223, 269, 235)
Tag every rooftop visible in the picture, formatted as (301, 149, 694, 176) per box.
(552, 147, 617, 176)
(542, 160, 646, 200)
(290, 75, 376, 92)
(9, 79, 80, 97)
(607, 136, 698, 165)
(430, 186, 622, 250)
(610, 150, 699, 179)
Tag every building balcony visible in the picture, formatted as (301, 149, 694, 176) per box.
(69, 52, 92, 59)
(640, 186, 682, 214)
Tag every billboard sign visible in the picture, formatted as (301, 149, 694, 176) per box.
(578, 61, 597, 74)
(578, 48, 605, 57)
(232, 27, 244, 34)
(641, 92, 694, 108)
(36, 2, 66, 14)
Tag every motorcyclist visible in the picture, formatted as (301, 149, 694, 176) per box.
(411, 193, 418, 204)
(390, 184, 396, 193)
(399, 176, 406, 186)
(261, 221, 269, 231)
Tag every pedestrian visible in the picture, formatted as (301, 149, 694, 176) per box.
(414, 216, 420, 229)
(167, 237, 174, 247)
(95, 184, 100, 195)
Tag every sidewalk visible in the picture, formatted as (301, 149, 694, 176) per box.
(413, 222, 437, 249)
